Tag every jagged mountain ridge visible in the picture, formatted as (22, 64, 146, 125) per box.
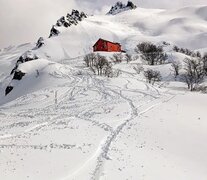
(49, 9, 87, 38)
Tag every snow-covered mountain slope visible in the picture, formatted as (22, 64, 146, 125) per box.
(35, 5, 207, 59)
(1, 5, 207, 100)
(0, 4, 207, 180)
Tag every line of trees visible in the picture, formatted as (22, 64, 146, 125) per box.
(83, 42, 207, 91)
(83, 52, 134, 77)
(173, 45, 201, 58)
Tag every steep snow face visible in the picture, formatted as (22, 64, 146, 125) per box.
(0, 43, 34, 93)
(0, 58, 79, 105)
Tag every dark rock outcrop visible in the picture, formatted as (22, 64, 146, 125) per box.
(10, 50, 38, 75)
(7, 50, 38, 95)
(49, 9, 87, 38)
(13, 70, 26, 80)
(107, 1, 137, 15)
(126, 1, 137, 9)
(56, 16, 70, 27)
(5, 86, 13, 96)
(36, 37, 45, 48)
(49, 26, 60, 38)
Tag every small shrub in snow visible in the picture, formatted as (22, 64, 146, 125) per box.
(133, 55, 139, 61)
(125, 53, 133, 63)
(111, 69, 121, 78)
(77, 71, 83, 76)
(194, 85, 207, 93)
(133, 64, 144, 74)
(111, 53, 124, 64)
(162, 41, 170, 46)
(135, 42, 167, 65)
(144, 69, 162, 84)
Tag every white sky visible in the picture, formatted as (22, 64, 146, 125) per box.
(0, 0, 206, 48)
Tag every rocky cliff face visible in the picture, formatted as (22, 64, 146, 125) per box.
(49, 10, 87, 38)
(107, 1, 137, 15)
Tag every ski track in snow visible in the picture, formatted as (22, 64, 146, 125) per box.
(0, 55, 174, 180)
(1, 5, 207, 179)
(90, 80, 174, 180)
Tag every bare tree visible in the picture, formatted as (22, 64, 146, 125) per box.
(173, 45, 180, 52)
(83, 53, 96, 67)
(133, 63, 144, 74)
(144, 69, 161, 84)
(135, 42, 167, 65)
(93, 54, 112, 76)
(171, 60, 182, 79)
(182, 58, 205, 91)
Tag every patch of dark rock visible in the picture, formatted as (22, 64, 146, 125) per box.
(5, 86, 13, 96)
(107, 1, 137, 15)
(36, 37, 44, 48)
(49, 25, 60, 38)
(13, 70, 26, 80)
(49, 10, 87, 38)
(10, 51, 39, 74)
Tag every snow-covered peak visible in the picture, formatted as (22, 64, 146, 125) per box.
(107, 1, 137, 15)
